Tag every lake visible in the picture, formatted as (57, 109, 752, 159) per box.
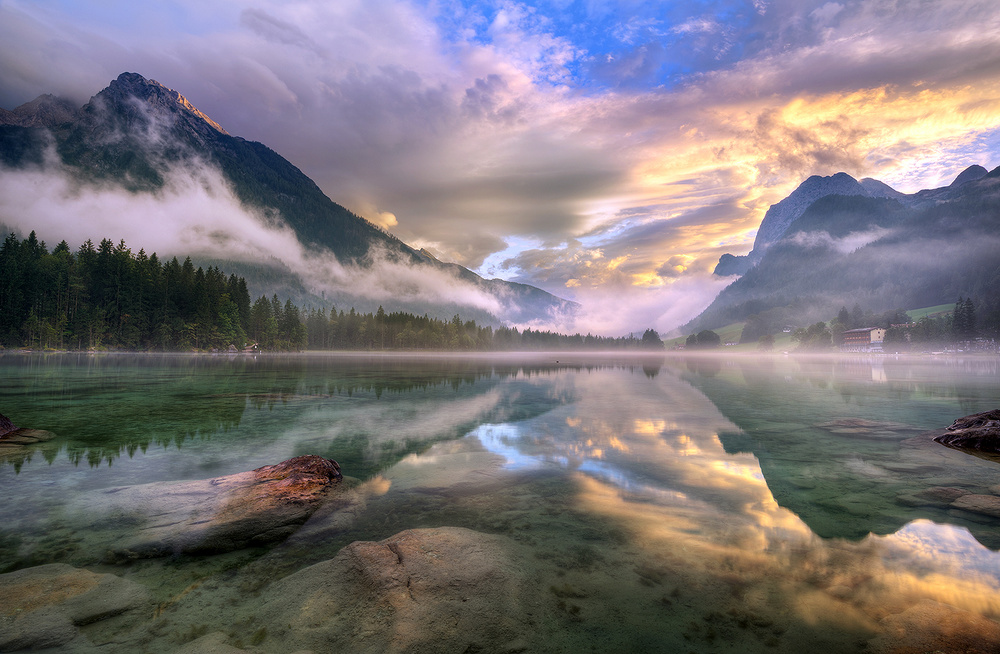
(1, 352, 999, 652)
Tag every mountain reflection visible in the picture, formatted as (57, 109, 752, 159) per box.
(671, 354, 1000, 547)
(465, 357, 1000, 638)
(0, 352, 667, 474)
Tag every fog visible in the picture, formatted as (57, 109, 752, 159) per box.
(0, 149, 509, 318)
(787, 227, 894, 254)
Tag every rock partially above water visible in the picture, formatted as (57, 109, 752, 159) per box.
(0, 413, 57, 469)
(0, 563, 151, 652)
(933, 409, 1000, 456)
(0, 413, 16, 437)
(74, 455, 343, 561)
(0, 412, 54, 446)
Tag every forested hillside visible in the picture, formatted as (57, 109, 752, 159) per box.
(0, 232, 661, 352)
(0, 73, 573, 324)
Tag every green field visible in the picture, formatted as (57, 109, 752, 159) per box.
(906, 304, 954, 321)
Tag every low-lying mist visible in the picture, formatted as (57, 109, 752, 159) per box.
(0, 151, 515, 320)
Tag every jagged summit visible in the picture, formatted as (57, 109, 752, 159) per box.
(0, 71, 575, 325)
(751, 172, 870, 253)
(712, 163, 995, 278)
(858, 177, 906, 200)
(87, 72, 228, 137)
(713, 172, 876, 276)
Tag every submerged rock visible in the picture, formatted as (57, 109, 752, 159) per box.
(74, 455, 343, 561)
(0, 563, 151, 652)
(815, 418, 915, 439)
(173, 631, 250, 654)
(950, 494, 1000, 518)
(933, 409, 1000, 459)
(895, 486, 969, 509)
(260, 527, 534, 653)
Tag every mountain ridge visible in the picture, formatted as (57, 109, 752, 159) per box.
(0, 72, 575, 325)
(688, 165, 1000, 336)
(712, 165, 991, 277)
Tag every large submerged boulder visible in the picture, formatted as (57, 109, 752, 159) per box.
(259, 527, 535, 653)
(933, 409, 1000, 458)
(0, 563, 151, 652)
(72, 455, 343, 561)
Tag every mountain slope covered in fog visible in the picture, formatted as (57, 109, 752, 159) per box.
(0, 73, 574, 325)
(687, 167, 1000, 334)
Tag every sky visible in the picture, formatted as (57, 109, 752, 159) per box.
(2, 0, 1000, 334)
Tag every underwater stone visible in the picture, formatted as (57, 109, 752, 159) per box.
(259, 527, 535, 653)
(76, 455, 343, 561)
(896, 486, 969, 508)
(0, 563, 151, 651)
(933, 409, 1000, 453)
(950, 494, 1000, 518)
(173, 631, 249, 654)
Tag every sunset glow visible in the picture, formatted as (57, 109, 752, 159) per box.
(2, 0, 999, 332)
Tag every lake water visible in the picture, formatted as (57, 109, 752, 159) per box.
(1, 352, 999, 652)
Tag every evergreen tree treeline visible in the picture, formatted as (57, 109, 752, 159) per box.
(0, 233, 663, 352)
(0, 232, 254, 350)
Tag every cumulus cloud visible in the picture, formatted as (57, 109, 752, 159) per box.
(2, 0, 1000, 334)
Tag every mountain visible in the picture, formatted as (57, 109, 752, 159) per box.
(713, 172, 901, 276)
(711, 166, 992, 278)
(688, 166, 1000, 335)
(949, 164, 988, 187)
(0, 94, 79, 128)
(0, 73, 574, 324)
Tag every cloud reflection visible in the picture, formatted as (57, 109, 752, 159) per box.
(470, 360, 1000, 641)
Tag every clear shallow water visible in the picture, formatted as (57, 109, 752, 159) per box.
(1, 352, 999, 652)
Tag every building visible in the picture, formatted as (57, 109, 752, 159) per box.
(841, 327, 886, 352)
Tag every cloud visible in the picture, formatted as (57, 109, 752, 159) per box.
(0, 149, 505, 317)
(239, 8, 320, 52)
(787, 227, 893, 253)
(2, 0, 1000, 334)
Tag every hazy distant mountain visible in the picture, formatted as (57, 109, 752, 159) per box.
(0, 72, 574, 324)
(689, 166, 1000, 334)
(0, 93, 79, 128)
(713, 172, 903, 276)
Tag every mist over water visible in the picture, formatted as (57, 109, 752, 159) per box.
(1, 351, 999, 652)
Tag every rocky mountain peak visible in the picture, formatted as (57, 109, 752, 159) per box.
(90, 72, 228, 137)
(0, 93, 79, 128)
(713, 172, 906, 277)
(750, 172, 867, 254)
(858, 177, 905, 199)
